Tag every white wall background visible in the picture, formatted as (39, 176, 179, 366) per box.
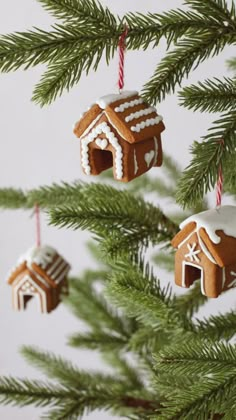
(0, 1, 235, 419)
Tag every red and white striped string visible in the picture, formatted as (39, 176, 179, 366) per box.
(35, 204, 41, 247)
(216, 164, 223, 208)
(216, 140, 224, 208)
(118, 26, 128, 92)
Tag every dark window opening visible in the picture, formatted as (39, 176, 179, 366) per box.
(184, 264, 201, 287)
(23, 294, 33, 309)
(92, 149, 113, 173)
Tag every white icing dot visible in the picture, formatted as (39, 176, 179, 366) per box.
(115, 97, 144, 113)
(125, 107, 156, 123)
(130, 115, 163, 133)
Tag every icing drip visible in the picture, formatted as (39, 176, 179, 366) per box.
(153, 136, 158, 165)
(131, 115, 163, 132)
(125, 107, 156, 122)
(96, 91, 138, 109)
(81, 122, 123, 179)
(180, 205, 236, 244)
(115, 98, 143, 113)
(228, 271, 236, 288)
(222, 267, 226, 288)
(134, 150, 138, 175)
(197, 232, 217, 264)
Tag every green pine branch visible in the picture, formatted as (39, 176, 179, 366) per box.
(0, 376, 75, 408)
(21, 346, 129, 390)
(32, 31, 117, 105)
(228, 57, 236, 71)
(65, 276, 134, 338)
(38, 0, 117, 27)
(0, 375, 159, 418)
(125, 8, 226, 50)
(106, 260, 192, 333)
(142, 30, 236, 104)
(0, 0, 235, 104)
(195, 311, 236, 341)
(186, 0, 236, 25)
(0, 25, 117, 72)
(154, 339, 236, 419)
(49, 184, 178, 253)
(68, 331, 127, 351)
(0, 188, 28, 209)
(174, 281, 208, 317)
(0, 182, 178, 254)
(176, 110, 236, 208)
(152, 251, 175, 273)
(179, 77, 236, 113)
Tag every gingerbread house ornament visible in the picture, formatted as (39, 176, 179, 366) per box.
(171, 205, 236, 298)
(74, 91, 165, 182)
(7, 245, 70, 313)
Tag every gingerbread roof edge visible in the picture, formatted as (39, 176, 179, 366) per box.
(174, 206, 236, 267)
(74, 91, 165, 144)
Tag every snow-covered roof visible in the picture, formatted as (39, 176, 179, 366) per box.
(180, 205, 236, 244)
(18, 245, 56, 269)
(96, 91, 138, 109)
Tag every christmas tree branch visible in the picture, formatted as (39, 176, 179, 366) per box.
(174, 281, 208, 317)
(106, 261, 191, 332)
(0, 183, 178, 254)
(179, 77, 236, 113)
(152, 251, 175, 273)
(154, 339, 236, 419)
(0, 188, 28, 209)
(0, 25, 119, 73)
(176, 111, 236, 208)
(0, 0, 235, 104)
(32, 36, 116, 105)
(38, 0, 117, 27)
(228, 57, 236, 71)
(187, 0, 236, 24)
(195, 311, 236, 341)
(0, 374, 158, 419)
(68, 331, 127, 351)
(125, 9, 226, 50)
(65, 277, 134, 338)
(49, 187, 178, 253)
(0, 377, 73, 407)
(142, 30, 236, 104)
(21, 346, 135, 390)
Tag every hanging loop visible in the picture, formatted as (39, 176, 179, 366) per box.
(216, 139, 224, 208)
(35, 204, 41, 247)
(118, 25, 128, 92)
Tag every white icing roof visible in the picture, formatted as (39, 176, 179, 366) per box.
(18, 245, 57, 269)
(180, 205, 236, 244)
(96, 91, 138, 109)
